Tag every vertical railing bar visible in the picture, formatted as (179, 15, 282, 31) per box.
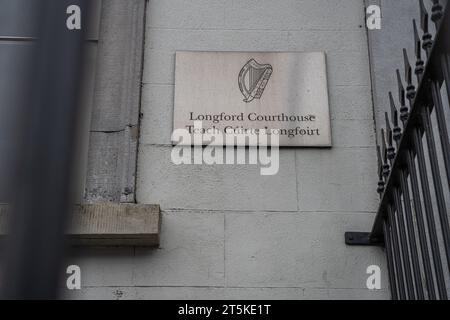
(430, 80, 450, 183)
(413, 127, 448, 299)
(387, 204, 407, 300)
(420, 0, 433, 58)
(430, 0, 444, 26)
(406, 149, 437, 299)
(413, 19, 425, 84)
(392, 187, 416, 299)
(442, 54, 450, 108)
(399, 169, 425, 299)
(421, 106, 450, 270)
(383, 219, 399, 300)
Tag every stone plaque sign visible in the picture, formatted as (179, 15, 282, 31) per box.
(173, 51, 331, 147)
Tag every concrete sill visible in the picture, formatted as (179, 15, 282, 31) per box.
(0, 203, 160, 247)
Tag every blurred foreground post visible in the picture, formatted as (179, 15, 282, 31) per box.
(1, 0, 89, 299)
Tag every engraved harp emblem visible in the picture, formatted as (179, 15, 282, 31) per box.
(238, 59, 273, 103)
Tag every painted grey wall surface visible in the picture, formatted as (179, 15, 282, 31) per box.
(66, 0, 389, 300)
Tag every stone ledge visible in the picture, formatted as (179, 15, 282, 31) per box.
(0, 203, 160, 247)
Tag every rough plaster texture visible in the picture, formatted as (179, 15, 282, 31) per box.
(67, 0, 389, 299)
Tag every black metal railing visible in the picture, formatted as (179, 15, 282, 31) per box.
(346, 0, 450, 300)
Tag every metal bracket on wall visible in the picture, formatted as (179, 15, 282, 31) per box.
(345, 232, 384, 246)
